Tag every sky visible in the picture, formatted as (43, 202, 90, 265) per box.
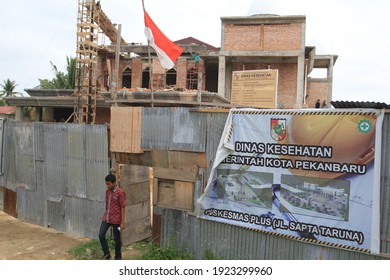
(0, 0, 389, 103)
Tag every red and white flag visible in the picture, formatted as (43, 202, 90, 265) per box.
(144, 9, 184, 69)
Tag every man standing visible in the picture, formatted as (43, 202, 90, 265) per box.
(99, 174, 126, 260)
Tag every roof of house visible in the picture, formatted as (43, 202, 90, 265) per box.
(174, 37, 219, 52)
(0, 106, 16, 115)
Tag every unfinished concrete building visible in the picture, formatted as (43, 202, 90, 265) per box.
(99, 14, 336, 110)
(6, 7, 337, 122)
(218, 15, 337, 109)
(99, 36, 220, 94)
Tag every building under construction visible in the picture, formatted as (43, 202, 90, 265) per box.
(8, 0, 336, 124)
(7, 1, 390, 262)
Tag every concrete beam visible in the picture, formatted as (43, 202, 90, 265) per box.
(218, 56, 227, 98)
(221, 15, 306, 25)
(5, 97, 111, 108)
(219, 50, 303, 57)
(108, 44, 212, 56)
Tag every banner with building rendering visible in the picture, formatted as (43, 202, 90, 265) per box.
(198, 108, 383, 254)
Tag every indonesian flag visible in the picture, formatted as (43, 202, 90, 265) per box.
(144, 9, 184, 69)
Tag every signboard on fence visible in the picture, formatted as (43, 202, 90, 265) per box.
(231, 70, 278, 108)
(198, 108, 384, 254)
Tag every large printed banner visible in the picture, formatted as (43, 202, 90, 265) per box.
(198, 108, 384, 254)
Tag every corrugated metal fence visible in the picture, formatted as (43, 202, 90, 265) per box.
(0, 121, 109, 238)
(1, 108, 390, 259)
(157, 110, 390, 260)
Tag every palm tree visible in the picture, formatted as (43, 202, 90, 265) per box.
(0, 79, 33, 118)
(66, 55, 76, 89)
(39, 56, 76, 89)
(0, 79, 21, 98)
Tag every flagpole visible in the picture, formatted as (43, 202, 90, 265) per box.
(142, 0, 154, 107)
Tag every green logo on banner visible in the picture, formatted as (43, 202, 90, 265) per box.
(358, 119, 372, 134)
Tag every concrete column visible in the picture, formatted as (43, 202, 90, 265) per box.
(218, 55, 226, 98)
(43, 107, 54, 122)
(131, 58, 143, 88)
(328, 56, 334, 102)
(35, 107, 43, 122)
(176, 57, 187, 89)
(296, 55, 305, 109)
(15, 107, 23, 121)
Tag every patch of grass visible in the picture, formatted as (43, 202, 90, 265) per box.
(69, 238, 115, 260)
(203, 248, 221, 260)
(69, 239, 219, 260)
(133, 241, 192, 260)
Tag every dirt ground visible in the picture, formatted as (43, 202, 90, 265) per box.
(0, 211, 140, 260)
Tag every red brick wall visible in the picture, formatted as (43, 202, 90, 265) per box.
(96, 56, 105, 89)
(263, 23, 302, 50)
(118, 60, 132, 89)
(132, 58, 143, 88)
(276, 63, 298, 108)
(224, 24, 262, 50)
(101, 56, 206, 91)
(186, 60, 206, 90)
(176, 57, 187, 89)
(152, 74, 165, 90)
(95, 107, 111, 124)
(224, 23, 303, 51)
(96, 55, 111, 90)
(306, 81, 330, 108)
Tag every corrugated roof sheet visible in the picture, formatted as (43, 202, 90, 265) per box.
(331, 101, 390, 109)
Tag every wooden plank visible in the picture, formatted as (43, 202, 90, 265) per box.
(151, 149, 169, 168)
(125, 202, 150, 222)
(132, 107, 143, 153)
(174, 181, 194, 210)
(157, 181, 175, 206)
(122, 217, 152, 245)
(156, 180, 194, 211)
(119, 164, 149, 185)
(113, 151, 153, 166)
(77, 41, 99, 48)
(122, 181, 150, 205)
(117, 164, 152, 245)
(77, 23, 99, 28)
(154, 167, 198, 183)
(4, 188, 17, 218)
(152, 214, 162, 245)
(168, 151, 207, 169)
(190, 108, 230, 113)
(110, 107, 143, 153)
(107, 59, 112, 83)
(76, 50, 98, 56)
(110, 107, 128, 152)
(153, 178, 158, 206)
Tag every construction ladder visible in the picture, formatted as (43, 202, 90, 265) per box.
(73, 0, 100, 124)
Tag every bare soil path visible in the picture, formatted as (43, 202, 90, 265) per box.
(0, 211, 87, 260)
(0, 211, 142, 260)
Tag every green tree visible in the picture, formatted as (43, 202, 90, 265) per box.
(0, 79, 34, 119)
(39, 56, 76, 89)
(0, 79, 22, 105)
(0, 79, 21, 98)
